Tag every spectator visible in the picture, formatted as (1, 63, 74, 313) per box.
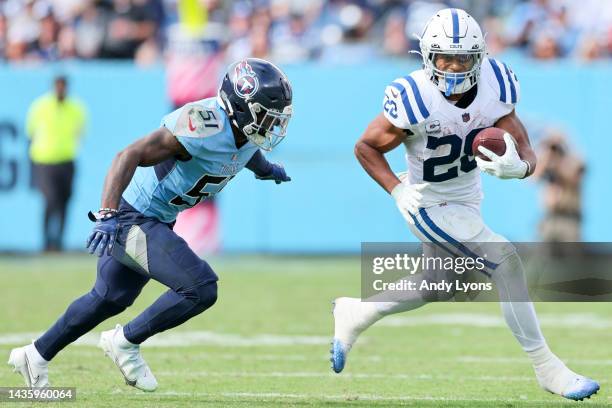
(270, 11, 313, 63)
(531, 29, 561, 59)
(533, 132, 585, 243)
(35, 12, 60, 60)
(72, 1, 108, 59)
(100, 0, 158, 59)
(382, 10, 408, 57)
(0, 12, 8, 59)
(0, 0, 611, 62)
(26, 75, 87, 252)
(5, 0, 41, 60)
(318, 3, 378, 63)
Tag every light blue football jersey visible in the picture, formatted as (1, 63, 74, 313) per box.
(123, 97, 259, 223)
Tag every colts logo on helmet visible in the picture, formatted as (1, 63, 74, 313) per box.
(234, 61, 259, 99)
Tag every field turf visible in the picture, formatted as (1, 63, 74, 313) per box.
(0, 254, 609, 407)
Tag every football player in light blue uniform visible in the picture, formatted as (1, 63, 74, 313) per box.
(123, 95, 260, 224)
(8, 59, 293, 392)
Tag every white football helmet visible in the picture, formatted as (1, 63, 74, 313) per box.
(419, 8, 486, 96)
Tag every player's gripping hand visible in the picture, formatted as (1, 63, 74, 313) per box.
(475, 133, 528, 179)
(255, 163, 291, 184)
(86, 211, 119, 257)
(391, 182, 429, 225)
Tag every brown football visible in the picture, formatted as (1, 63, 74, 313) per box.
(472, 127, 513, 161)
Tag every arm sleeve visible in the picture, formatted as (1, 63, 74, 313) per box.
(245, 149, 272, 177)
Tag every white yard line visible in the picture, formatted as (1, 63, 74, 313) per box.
(152, 370, 610, 386)
(0, 331, 330, 347)
(67, 349, 385, 362)
(154, 370, 538, 382)
(0, 312, 607, 348)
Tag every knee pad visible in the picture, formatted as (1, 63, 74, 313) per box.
(178, 260, 219, 306)
(182, 281, 218, 309)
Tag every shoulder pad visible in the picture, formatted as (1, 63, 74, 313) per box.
(162, 102, 225, 139)
(383, 72, 433, 129)
(483, 58, 520, 106)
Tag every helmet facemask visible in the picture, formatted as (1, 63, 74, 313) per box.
(243, 102, 292, 151)
(424, 50, 484, 96)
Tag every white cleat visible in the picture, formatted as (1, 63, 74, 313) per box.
(330, 297, 381, 373)
(535, 358, 600, 401)
(8, 344, 49, 388)
(98, 324, 158, 392)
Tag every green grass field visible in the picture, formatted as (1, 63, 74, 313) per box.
(0, 254, 610, 407)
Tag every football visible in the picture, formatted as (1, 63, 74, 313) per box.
(472, 127, 513, 161)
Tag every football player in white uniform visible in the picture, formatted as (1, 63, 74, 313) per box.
(330, 8, 600, 401)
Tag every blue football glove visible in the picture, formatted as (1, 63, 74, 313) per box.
(255, 163, 291, 184)
(86, 211, 119, 257)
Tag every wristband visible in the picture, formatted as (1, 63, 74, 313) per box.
(99, 208, 118, 214)
(520, 160, 531, 179)
(98, 208, 118, 220)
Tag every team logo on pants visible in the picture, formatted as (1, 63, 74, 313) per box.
(234, 61, 259, 99)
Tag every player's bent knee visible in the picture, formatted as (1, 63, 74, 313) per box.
(185, 281, 218, 309)
(178, 260, 219, 307)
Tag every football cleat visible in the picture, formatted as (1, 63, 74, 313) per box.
(561, 376, 600, 401)
(330, 297, 380, 373)
(330, 338, 350, 374)
(98, 324, 158, 392)
(535, 359, 600, 401)
(8, 344, 49, 388)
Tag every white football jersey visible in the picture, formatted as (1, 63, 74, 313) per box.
(383, 58, 520, 208)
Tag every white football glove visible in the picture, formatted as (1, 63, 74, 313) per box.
(391, 182, 429, 225)
(475, 133, 529, 179)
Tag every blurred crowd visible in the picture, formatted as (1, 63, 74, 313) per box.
(1, 0, 611, 64)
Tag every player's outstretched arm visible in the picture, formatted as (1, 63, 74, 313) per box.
(354, 113, 406, 194)
(494, 110, 537, 178)
(246, 149, 291, 184)
(87, 127, 189, 256)
(100, 127, 190, 211)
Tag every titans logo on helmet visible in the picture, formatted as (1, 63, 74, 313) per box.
(234, 60, 259, 99)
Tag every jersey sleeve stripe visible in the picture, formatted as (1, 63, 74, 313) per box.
(487, 58, 507, 103)
(451, 8, 460, 43)
(404, 75, 431, 120)
(501, 62, 517, 104)
(390, 82, 418, 125)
